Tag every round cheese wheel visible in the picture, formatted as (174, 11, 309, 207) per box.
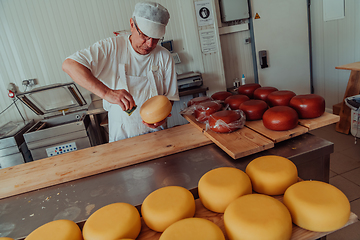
(283, 180, 350, 232)
(239, 100, 268, 120)
(187, 96, 212, 107)
(140, 95, 172, 124)
(141, 186, 195, 232)
(198, 167, 252, 213)
(24, 220, 82, 240)
(211, 91, 232, 101)
(159, 218, 225, 240)
(267, 90, 296, 106)
(263, 106, 299, 131)
(194, 101, 222, 123)
(245, 155, 298, 195)
(289, 94, 325, 119)
(253, 86, 278, 101)
(237, 83, 261, 98)
(224, 194, 292, 240)
(224, 94, 249, 110)
(0, 238, 15, 240)
(208, 110, 243, 133)
(82, 203, 141, 240)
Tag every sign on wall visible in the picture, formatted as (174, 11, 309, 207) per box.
(195, 0, 214, 26)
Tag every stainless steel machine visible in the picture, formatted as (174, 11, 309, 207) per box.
(16, 83, 93, 161)
(0, 120, 34, 169)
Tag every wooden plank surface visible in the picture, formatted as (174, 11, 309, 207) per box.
(335, 62, 360, 71)
(298, 112, 340, 130)
(137, 198, 358, 240)
(183, 115, 274, 159)
(0, 124, 212, 199)
(245, 120, 309, 143)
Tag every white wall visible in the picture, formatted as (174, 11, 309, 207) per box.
(311, 0, 360, 110)
(0, 0, 226, 125)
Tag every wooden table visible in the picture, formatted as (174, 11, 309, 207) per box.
(335, 62, 360, 134)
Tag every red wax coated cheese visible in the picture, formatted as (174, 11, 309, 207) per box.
(239, 100, 268, 120)
(209, 110, 242, 133)
(263, 106, 299, 131)
(267, 90, 296, 106)
(253, 87, 278, 101)
(237, 83, 261, 98)
(289, 94, 325, 119)
(194, 101, 222, 123)
(224, 95, 250, 110)
(187, 96, 212, 107)
(211, 91, 233, 101)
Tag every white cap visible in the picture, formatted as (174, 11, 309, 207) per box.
(132, 2, 170, 39)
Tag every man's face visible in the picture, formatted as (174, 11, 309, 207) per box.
(130, 18, 161, 55)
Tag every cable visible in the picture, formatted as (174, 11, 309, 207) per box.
(0, 98, 19, 116)
(14, 98, 25, 121)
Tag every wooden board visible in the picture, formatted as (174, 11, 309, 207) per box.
(298, 112, 340, 130)
(0, 124, 212, 199)
(245, 120, 309, 143)
(183, 115, 274, 159)
(136, 198, 358, 240)
(335, 61, 360, 71)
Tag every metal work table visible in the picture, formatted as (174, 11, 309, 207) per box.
(0, 133, 333, 239)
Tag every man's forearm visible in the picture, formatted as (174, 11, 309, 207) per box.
(62, 58, 109, 99)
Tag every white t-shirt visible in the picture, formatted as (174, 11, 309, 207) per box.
(67, 35, 179, 141)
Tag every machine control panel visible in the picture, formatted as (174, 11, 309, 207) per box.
(46, 142, 77, 157)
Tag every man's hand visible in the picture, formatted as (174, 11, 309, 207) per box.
(104, 89, 135, 111)
(143, 113, 172, 129)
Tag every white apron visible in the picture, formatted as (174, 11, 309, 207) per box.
(103, 56, 162, 142)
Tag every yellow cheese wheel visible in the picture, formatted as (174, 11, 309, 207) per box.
(245, 155, 298, 195)
(283, 180, 351, 232)
(159, 217, 225, 240)
(0, 238, 15, 240)
(141, 186, 195, 232)
(82, 202, 141, 240)
(224, 194, 292, 240)
(24, 219, 82, 240)
(140, 95, 172, 124)
(198, 167, 252, 213)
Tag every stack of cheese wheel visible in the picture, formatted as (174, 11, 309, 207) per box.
(24, 219, 83, 240)
(211, 91, 232, 101)
(224, 94, 249, 110)
(283, 180, 351, 232)
(187, 96, 212, 107)
(239, 99, 268, 120)
(141, 186, 195, 232)
(245, 155, 298, 195)
(159, 218, 225, 240)
(262, 106, 299, 131)
(237, 83, 261, 98)
(140, 95, 172, 124)
(267, 90, 296, 106)
(198, 167, 252, 213)
(194, 101, 222, 123)
(82, 202, 141, 240)
(224, 194, 293, 240)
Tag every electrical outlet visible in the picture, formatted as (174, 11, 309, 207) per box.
(22, 79, 36, 86)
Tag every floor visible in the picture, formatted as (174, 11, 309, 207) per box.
(309, 124, 360, 240)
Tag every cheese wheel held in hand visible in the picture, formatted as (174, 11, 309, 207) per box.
(140, 95, 172, 124)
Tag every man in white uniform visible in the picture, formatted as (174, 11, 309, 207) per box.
(62, 2, 179, 142)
